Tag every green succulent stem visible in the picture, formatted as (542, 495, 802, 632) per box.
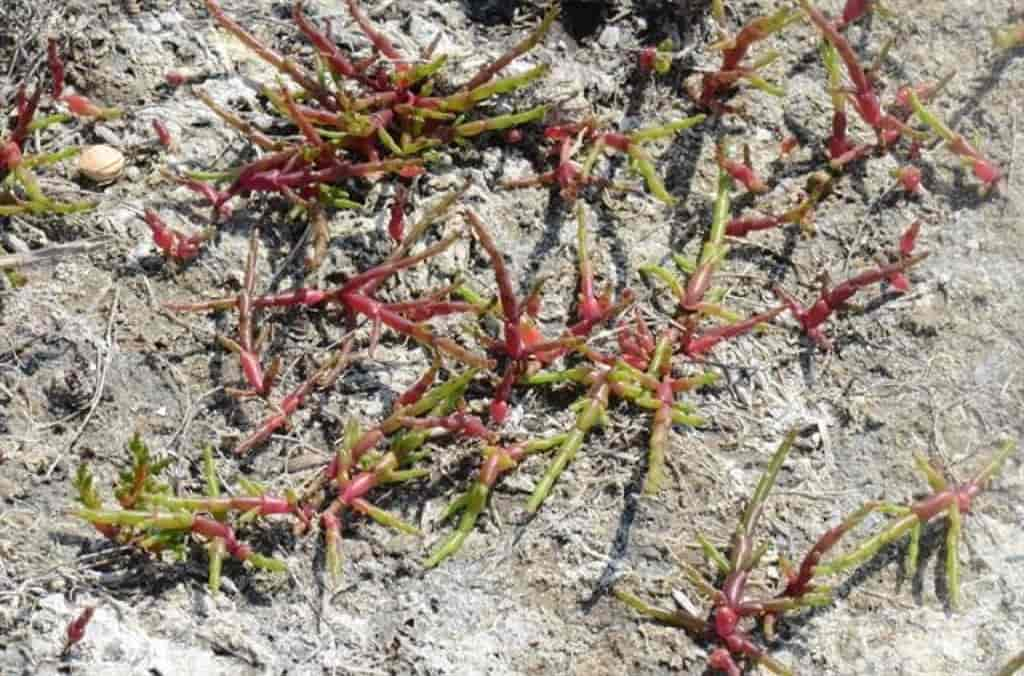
(527, 378, 609, 512)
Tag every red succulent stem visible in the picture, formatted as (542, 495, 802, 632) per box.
(775, 252, 928, 348)
(279, 87, 326, 150)
(683, 306, 786, 357)
(827, 110, 853, 159)
(388, 185, 408, 243)
(219, 231, 278, 397)
(10, 86, 42, 148)
(292, 1, 359, 80)
(899, 221, 920, 258)
(143, 210, 207, 262)
(345, 0, 407, 70)
(838, 0, 873, 28)
(725, 214, 782, 238)
(398, 359, 439, 407)
(191, 515, 254, 561)
(717, 145, 768, 193)
(63, 606, 96, 655)
(162, 170, 232, 219)
(203, 0, 331, 106)
(234, 345, 353, 455)
(397, 411, 495, 442)
(784, 502, 879, 601)
(466, 210, 523, 354)
(152, 119, 174, 148)
(47, 38, 65, 99)
(800, 0, 881, 129)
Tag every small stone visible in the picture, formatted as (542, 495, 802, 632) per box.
(78, 145, 126, 183)
(21, 224, 49, 247)
(1, 233, 30, 254)
(93, 126, 122, 147)
(408, 15, 439, 49)
(140, 16, 162, 34)
(158, 10, 185, 28)
(0, 477, 21, 500)
(598, 25, 621, 49)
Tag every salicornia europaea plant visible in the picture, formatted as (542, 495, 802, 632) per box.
(75, 436, 297, 589)
(173, 0, 556, 228)
(615, 434, 1017, 675)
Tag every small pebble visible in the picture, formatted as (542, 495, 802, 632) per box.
(1, 233, 30, 254)
(598, 25, 621, 49)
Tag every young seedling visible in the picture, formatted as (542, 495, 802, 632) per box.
(424, 435, 567, 567)
(675, 162, 734, 314)
(603, 330, 713, 493)
(475, 323, 710, 521)
(463, 208, 632, 423)
(725, 171, 834, 238)
(313, 369, 482, 583)
(819, 40, 862, 164)
(199, 447, 228, 593)
(638, 39, 674, 74)
(774, 221, 928, 350)
(717, 143, 768, 194)
(215, 229, 280, 399)
(892, 165, 923, 194)
(0, 54, 100, 217)
(638, 164, 788, 357)
(426, 217, 667, 564)
(614, 431, 807, 676)
(879, 74, 954, 149)
(166, 219, 492, 375)
(811, 440, 1017, 609)
(232, 341, 354, 456)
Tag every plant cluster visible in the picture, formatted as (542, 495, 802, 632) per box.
(158, 0, 557, 267)
(60, 0, 1021, 672)
(74, 437, 296, 591)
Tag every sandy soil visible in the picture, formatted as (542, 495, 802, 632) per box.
(1, 0, 1022, 674)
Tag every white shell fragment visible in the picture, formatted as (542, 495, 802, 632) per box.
(78, 145, 126, 183)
